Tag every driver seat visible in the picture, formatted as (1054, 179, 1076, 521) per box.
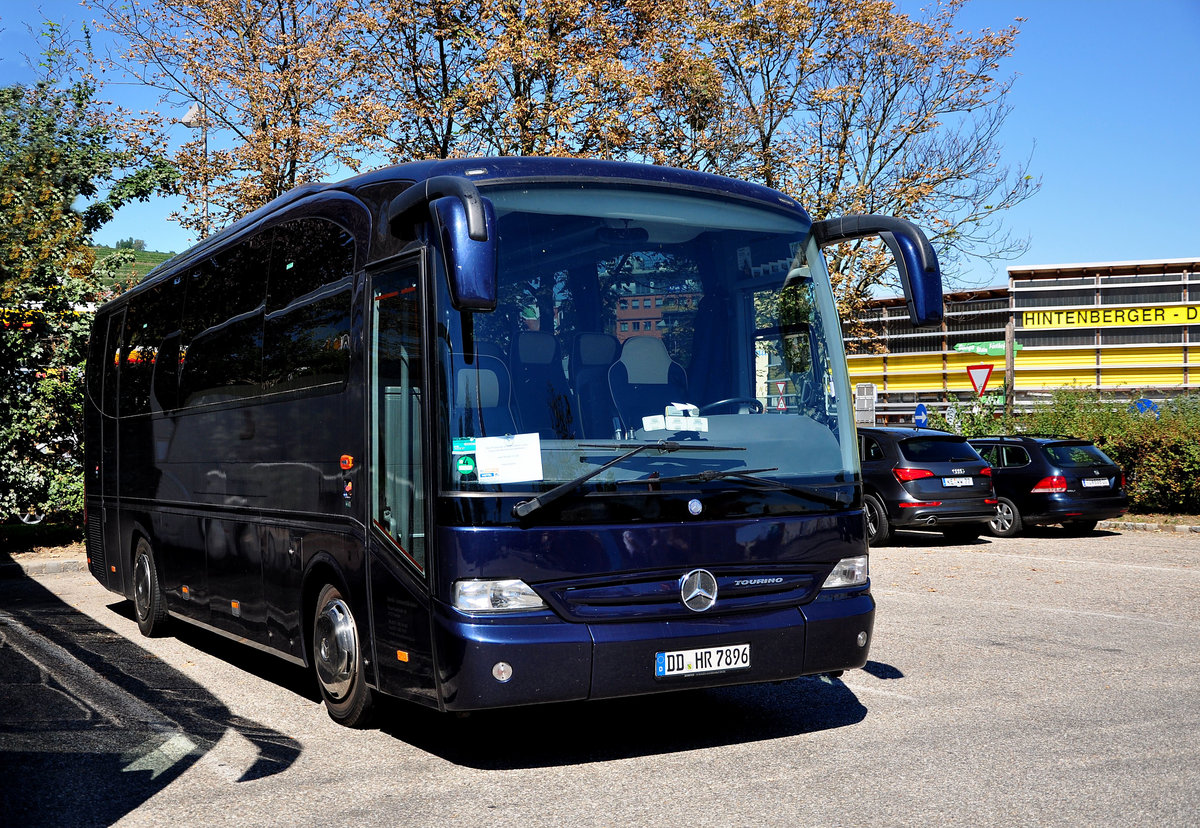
(607, 336, 689, 434)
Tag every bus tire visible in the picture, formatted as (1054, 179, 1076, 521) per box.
(133, 536, 170, 637)
(312, 583, 374, 728)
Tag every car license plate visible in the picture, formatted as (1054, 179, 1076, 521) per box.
(1082, 477, 1109, 488)
(942, 476, 973, 487)
(655, 643, 750, 678)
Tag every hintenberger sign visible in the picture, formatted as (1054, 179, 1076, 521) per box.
(1021, 304, 1200, 329)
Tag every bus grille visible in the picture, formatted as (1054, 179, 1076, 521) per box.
(539, 568, 821, 622)
(86, 517, 105, 581)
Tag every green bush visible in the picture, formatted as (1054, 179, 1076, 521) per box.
(929, 389, 1200, 514)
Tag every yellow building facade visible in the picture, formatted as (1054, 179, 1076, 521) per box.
(846, 257, 1200, 421)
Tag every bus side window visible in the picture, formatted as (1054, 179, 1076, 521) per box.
(101, 310, 124, 417)
(263, 218, 354, 394)
(179, 235, 270, 407)
(370, 264, 426, 572)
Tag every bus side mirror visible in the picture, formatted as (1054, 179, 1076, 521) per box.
(811, 214, 944, 328)
(430, 195, 498, 312)
(388, 176, 499, 312)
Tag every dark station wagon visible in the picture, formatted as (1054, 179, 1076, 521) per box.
(968, 435, 1129, 536)
(858, 427, 996, 546)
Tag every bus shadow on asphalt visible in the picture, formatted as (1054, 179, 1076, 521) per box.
(377, 673, 869, 769)
(104, 599, 322, 705)
(0, 577, 301, 826)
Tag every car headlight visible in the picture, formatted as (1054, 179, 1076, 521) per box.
(821, 555, 869, 589)
(453, 579, 547, 612)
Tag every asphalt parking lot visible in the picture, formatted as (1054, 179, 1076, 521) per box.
(2, 526, 1198, 827)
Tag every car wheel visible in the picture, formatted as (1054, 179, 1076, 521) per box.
(312, 583, 375, 728)
(133, 537, 170, 637)
(1062, 519, 1098, 536)
(863, 494, 892, 546)
(988, 497, 1023, 538)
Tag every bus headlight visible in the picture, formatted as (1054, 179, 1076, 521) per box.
(821, 556, 869, 589)
(453, 579, 547, 612)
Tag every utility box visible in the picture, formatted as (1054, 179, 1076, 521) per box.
(855, 383, 877, 426)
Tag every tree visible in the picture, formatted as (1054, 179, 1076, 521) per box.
(345, 0, 677, 162)
(93, 0, 372, 236)
(93, 0, 1034, 320)
(0, 24, 175, 523)
(638, 0, 1038, 327)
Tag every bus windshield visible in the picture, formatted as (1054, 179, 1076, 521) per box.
(432, 182, 857, 510)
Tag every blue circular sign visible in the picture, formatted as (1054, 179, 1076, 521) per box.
(1131, 398, 1160, 419)
(914, 403, 929, 427)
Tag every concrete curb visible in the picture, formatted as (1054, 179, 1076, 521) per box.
(0, 555, 88, 579)
(1098, 520, 1200, 534)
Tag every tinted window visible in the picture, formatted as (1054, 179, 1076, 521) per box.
(119, 282, 183, 416)
(101, 311, 124, 417)
(178, 235, 270, 407)
(262, 218, 354, 394)
(1045, 443, 1113, 467)
(899, 437, 979, 463)
(1001, 445, 1030, 467)
(974, 443, 998, 465)
(863, 436, 885, 462)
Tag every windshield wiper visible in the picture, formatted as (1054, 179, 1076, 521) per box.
(642, 468, 854, 507)
(512, 440, 745, 519)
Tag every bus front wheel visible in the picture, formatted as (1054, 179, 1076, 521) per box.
(312, 583, 374, 728)
(133, 537, 169, 637)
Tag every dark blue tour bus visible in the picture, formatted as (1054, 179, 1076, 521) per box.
(84, 157, 943, 726)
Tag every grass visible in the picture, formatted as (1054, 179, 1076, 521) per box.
(93, 246, 176, 286)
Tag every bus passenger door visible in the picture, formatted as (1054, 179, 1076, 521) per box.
(367, 261, 437, 704)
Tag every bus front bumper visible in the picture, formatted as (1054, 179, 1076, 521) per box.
(432, 590, 875, 711)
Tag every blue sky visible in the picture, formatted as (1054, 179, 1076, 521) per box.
(2, 0, 1198, 287)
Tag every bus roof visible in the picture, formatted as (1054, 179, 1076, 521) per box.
(129, 157, 809, 294)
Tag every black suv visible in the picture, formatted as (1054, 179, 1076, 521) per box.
(858, 427, 996, 546)
(967, 435, 1129, 537)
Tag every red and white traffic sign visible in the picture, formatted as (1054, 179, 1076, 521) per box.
(966, 363, 994, 395)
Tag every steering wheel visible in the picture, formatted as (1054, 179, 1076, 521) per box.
(699, 397, 764, 415)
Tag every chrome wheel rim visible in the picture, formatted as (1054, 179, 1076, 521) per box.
(134, 553, 152, 621)
(991, 503, 1013, 534)
(314, 597, 357, 700)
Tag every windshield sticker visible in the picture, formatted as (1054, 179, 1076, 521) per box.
(643, 403, 709, 433)
(455, 455, 477, 476)
(475, 433, 544, 483)
(452, 437, 476, 454)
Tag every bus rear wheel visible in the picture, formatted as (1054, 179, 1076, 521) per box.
(133, 537, 169, 637)
(312, 583, 374, 728)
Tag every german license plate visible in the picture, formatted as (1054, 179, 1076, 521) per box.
(942, 476, 973, 487)
(1082, 477, 1109, 488)
(655, 643, 751, 678)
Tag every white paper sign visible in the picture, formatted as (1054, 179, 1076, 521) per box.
(474, 433, 544, 483)
(643, 403, 708, 433)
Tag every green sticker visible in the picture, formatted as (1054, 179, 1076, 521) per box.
(452, 437, 477, 454)
(456, 455, 476, 476)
